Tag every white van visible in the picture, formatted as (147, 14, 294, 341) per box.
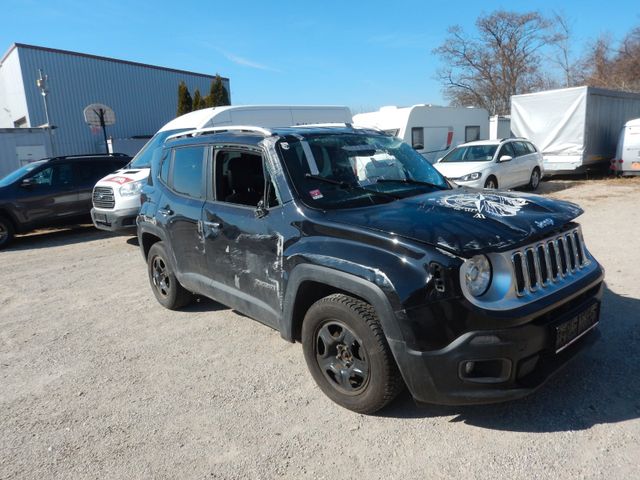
(612, 118, 640, 175)
(353, 105, 489, 163)
(90, 105, 352, 232)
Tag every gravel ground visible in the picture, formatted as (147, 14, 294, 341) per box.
(1, 178, 639, 479)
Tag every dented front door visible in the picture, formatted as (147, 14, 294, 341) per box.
(200, 201, 284, 327)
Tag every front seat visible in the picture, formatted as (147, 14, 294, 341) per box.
(225, 156, 263, 206)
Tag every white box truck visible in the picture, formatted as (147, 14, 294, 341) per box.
(612, 118, 640, 175)
(90, 105, 352, 232)
(511, 86, 640, 174)
(353, 105, 489, 163)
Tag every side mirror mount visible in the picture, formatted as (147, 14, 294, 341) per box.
(20, 177, 35, 188)
(255, 199, 268, 219)
(499, 155, 513, 162)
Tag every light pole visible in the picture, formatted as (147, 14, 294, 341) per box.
(36, 69, 55, 156)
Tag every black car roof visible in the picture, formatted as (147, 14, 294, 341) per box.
(43, 153, 130, 164)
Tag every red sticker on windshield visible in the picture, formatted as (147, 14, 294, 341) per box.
(309, 189, 323, 199)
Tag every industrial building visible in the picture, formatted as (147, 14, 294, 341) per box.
(0, 43, 230, 163)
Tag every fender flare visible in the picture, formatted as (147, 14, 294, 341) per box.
(280, 264, 404, 343)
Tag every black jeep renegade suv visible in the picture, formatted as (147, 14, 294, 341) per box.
(137, 126, 604, 414)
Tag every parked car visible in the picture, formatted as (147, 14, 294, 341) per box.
(434, 138, 544, 190)
(91, 105, 352, 232)
(137, 125, 603, 414)
(0, 153, 130, 248)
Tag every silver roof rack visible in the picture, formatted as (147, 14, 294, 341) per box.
(166, 125, 274, 142)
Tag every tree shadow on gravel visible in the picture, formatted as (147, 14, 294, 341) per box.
(378, 285, 640, 433)
(5, 224, 113, 251)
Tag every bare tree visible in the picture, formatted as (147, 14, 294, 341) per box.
(580, 26, 640, 92)
(550, 11, 578, 87)
(434, 11, 559, 114)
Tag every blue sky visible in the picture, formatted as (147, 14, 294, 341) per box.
(2, 1, 639, 112)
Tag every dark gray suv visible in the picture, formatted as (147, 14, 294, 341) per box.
(0, 153, 130, 248)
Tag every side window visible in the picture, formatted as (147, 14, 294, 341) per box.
(411, 127, 424, 149)
(74, 161, 116, 187)
(498, 143, 516, 160)
(29, 164, 74, 188)
(159, 151, 171, 184)
(171, 146, 205, 198)
(214, 150, 278, 207)
(512, 141, 529, 157)
(465, 126, 481, 142)
(526, 142, 537, 154)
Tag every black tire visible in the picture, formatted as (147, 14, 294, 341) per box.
(484, 176, 498, 189)
(147, 242, 192, 310)
(301, 293, 404, 414)
(528, 167, 541, 191)
(0, 215, 15, 250)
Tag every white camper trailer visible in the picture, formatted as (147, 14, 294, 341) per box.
(511, 86, 640, 173)
(353, 105, 489, 163)
(613, 118, 640, 175)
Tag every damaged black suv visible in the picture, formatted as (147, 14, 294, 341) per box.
(137, 126, 604, 414)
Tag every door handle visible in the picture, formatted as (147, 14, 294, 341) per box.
(203, 221, 221, 228)
(158, 207, 173, 216)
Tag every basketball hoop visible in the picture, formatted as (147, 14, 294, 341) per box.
(83, 103, 115, 153)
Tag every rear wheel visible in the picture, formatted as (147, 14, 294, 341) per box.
(301, 293, 404, 414)
(0, 215, 15, 250)
(484, 176, 498, 189)
(147, 242, 192, 310)
(528, 167, 541, 190)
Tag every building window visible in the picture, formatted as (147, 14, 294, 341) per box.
(13, 117, 27, 128)
(465, 126, 480, 142)
(411, 127, 424, 150)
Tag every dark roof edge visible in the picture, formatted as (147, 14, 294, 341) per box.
(1, 43, 228, 82)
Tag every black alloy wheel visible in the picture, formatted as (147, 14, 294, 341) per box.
(147, 242, 192, 310)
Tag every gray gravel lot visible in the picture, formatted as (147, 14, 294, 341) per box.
(1, 178, 639, 479)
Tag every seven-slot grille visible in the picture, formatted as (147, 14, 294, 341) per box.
(92, 186, 115, 209)
(511, 228, 588, 296)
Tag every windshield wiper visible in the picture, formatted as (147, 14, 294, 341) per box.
(305, 174, 400, 200)
(376, 178, 449, 190)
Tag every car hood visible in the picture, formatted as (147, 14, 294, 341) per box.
(434, 161, 493, 178)
(324, 188, 583, 256)
(94, 168, 149, 187)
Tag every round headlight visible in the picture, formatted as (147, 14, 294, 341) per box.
(462, 255, 492, 297)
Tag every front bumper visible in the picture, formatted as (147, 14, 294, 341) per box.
(390, 270, 604, 405)
(91, 207, 139, 232)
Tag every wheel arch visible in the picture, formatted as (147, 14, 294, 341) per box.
(0, 208, 19, 232)
(281, 264, 403, 344)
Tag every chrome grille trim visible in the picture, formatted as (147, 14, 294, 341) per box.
(511, 228, 590, 297)
(92, 186, 115, 209)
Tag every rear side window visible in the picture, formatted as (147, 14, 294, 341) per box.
(512, 142, 529, 157)
(465, 126, 481, 142)
(170, 146, 205, 198)
(525, 142, 537, 153)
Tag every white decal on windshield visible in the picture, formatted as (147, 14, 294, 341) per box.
(438, 193, 529, 219)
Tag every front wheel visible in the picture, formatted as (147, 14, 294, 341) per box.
(147, 242, 193, 310)
(301, 294, 404, 414)
(0, 215, 15, 250)
(484, 176, 498, 189)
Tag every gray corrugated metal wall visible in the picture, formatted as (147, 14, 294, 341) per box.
(17, 46, 230, 156)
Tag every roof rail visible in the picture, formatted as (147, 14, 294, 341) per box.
(48, 153, 129, 161)
(499, 136, 527, 142)
(166, 125, 273, 142)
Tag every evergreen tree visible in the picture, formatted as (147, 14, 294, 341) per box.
(193, 88, 202, 110)
(177, 81, 193, 116)
(205, 74, 231, 107)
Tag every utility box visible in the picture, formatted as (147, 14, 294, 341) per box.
(511, 86, 640, 173)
